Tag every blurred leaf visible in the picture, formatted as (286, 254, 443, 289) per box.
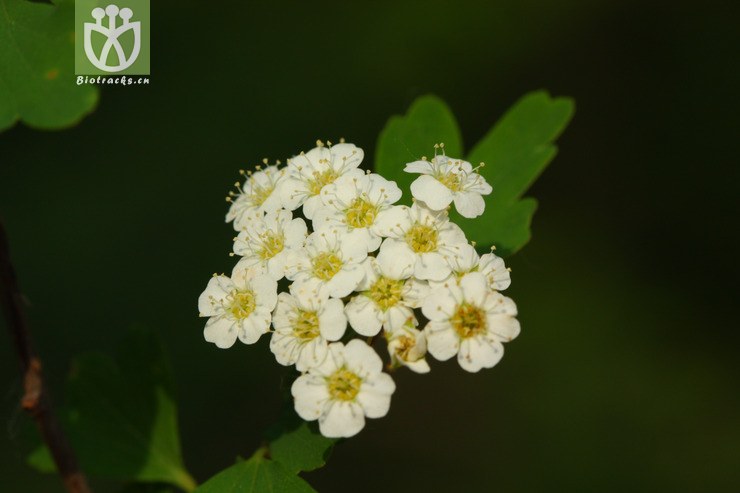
(194, 450, 316, 493)
(374, 95, 463, 205)
(118, 482, 177, 493)
(266, 414, 336, 474)
(455, 91, 575, 255)
(27, 327, 196, 492)
(0, 0, 98, 131)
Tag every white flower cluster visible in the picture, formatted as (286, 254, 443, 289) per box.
(198, 141, 519, 438)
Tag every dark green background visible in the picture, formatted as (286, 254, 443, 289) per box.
(1, 0, 738, 492)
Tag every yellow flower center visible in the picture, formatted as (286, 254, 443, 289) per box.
(259, 231, 284, 260)
(450, 302, 486, 338)
(312, 252, 343, 281)
(229, 290, 256, 320)
(437, 171, 463, 192)
(327, 368, 362, 401)
(345, 198, 378, 229)
(405, 223, 438, 253)
(367, 276, 404, 311)
(394, 335, 415, 360)
(250, 184, 274, 206)
(307, 169, 338, 196)
(292, 310, 320, 341)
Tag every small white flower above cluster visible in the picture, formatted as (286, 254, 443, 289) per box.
(199, 141, 520, 438)
(405, 146, 492, 219)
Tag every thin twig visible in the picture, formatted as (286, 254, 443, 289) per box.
(0, 219, 92, 493)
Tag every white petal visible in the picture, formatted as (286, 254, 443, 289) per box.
(458, 337, 503, 372)
(319, 298, 348, 341)
(250, 275, 278, 310)
(377, 240, 417, 279)
(357, 373, 395, 418)
(197, 276, 232, 316)
(487, 316, 521, 342)
(424, 321, 460, 361)
(346, 296, 383, 337)
(410, 175, 454, 210)
(372, 205, 411, 238)
(284, 217, 308, 247)
(302, 195, 324, 220)
(344, 339, 383, 376)
(459, 272, 489, 307)
(238, 314, 270, 344)
(296, 339, 330, 372)
(279, 177, 307, 211)
(404, 359, 431, 374)
(326, 264, 365, 298)
(376, 240, 415, 280)
(414, 252, 451, 281)
(292, 375, 330, 421)
(453, 191, 486, 218)
(319, 401, 365, 438)
(421, 286, 459, 321)
(203, 317, 239, 349)
(329, 143, 364, 171)
(403, 159, 433, 174)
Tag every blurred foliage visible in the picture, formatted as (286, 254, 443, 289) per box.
(0, 0, 98, 130)
(27, 328, 195, 492)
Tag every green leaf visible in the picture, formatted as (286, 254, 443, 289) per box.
(374, 95, 463, 205)
(194, 450, 316, 493)
(456, 91, 575, 255)
(267, 418, 336, 474)
(27, 327, 196, 492)
(0, 0, 98, 130)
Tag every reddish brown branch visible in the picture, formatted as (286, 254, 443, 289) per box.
(0, 219, 92, 493)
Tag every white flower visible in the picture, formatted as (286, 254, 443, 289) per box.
(374, 201, 468, 281)
(285, 229, 367, 298)
(198, 267, 278, 349)
(232, 208, 308, 281)
(291, 340, 396, 438)
(421, 272, 519, 372)
(387, 324, 430, 374)
(280, 142, 365, 220)
(270, 287, 347, 372)
(478, 250, 511, 291)
(313, 172, 402, 252)
(429, 243, 511, 291)
(226, 165, 286, 230)
(405, 154, 492, 218)
(345, 255, 428, 337)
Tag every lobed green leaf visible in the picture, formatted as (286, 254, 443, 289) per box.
(194, 450, 316, 493)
